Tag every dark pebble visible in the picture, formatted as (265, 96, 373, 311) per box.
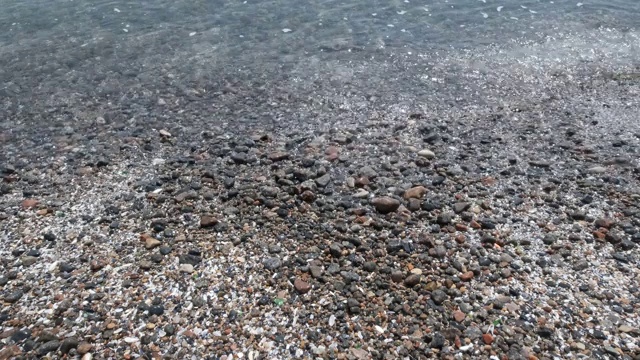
(263, 257, 282, 270)
(4, 290, 23, 303)
(430, 332, 445, 348)
(60, 338, 79, 354)
(37, 340, 61, 356)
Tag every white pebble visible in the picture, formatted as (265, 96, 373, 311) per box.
(124, 336, 139, 343)
(417, 149, 435, 159)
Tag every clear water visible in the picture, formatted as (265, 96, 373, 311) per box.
(0, 0, 639, 136)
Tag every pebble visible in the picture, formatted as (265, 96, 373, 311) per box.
(200, 215, 218, 228)
(371, 197, 401, 214)
(404, 186, 427, 199)
(145, 237, 162, 250)
(587, 166, 607, 173)
(453, 310, 466, 322)
(417, 149, 436, 159)
(4, 290, 23, 303)
(37, 340, 60, 356)
(263, 257, 282, 270)
(180, 264, 194, 273)
(294, 278, 311, 294)
(404, 274, 421, 287)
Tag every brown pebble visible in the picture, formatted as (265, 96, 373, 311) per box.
(200, 215, 218, 228)
(371, 196, 401, 214)
(403, 186, 427, 199)
(268, 151, 289, 162)
(77, 343, 93, 355)
(0, 344, 21, 359)
(21, 199, 39, 209)
(460, 271, 474, 282)
(300, 190, 316, 203)
(453, 310, 465, 322)
(482, 333, 494, 345)
(294, 278, 311, 294)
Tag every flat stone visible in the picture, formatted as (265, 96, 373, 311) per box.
(268, 151, 289, 162)
(587, 166, 607, 174)
(371, 197, 400, 214)
(179, 264, 194, 273)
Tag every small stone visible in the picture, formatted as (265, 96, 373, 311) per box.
(618, 325, 634, 333)
(159, 129, 172, 137)
(460, 271, 474, 281)
(404, 186, 427, 199)
(268, 151, 289, 162)
(4, 290, 23, 303)
(294, 278, 311, 294)
(404, 274, 421, 287)
(391, 271, 404, 283)
(300, 190, 316, 202)
(418, 149, 436, 159)
(0, 345, 21, 359)
(329, 243, 342, 258)
(60, 338, 79, 354)
(371, 197, 401, 214)
(89, 260, 106, 272)
(482, 333, 494, 345)
(179, 264, 194, 273)
(431, 289, 448, 305)
(587, 166, 607, 174)
(309, 265, 324, 278)
(21, 256, 37, 267)
(139, 260, 153, 270)
(453, 202, 471, 214)
(453, 310, 466, 322)
(37, 340, 61, 356)
(200, 215, 218, 228)
(263, 257, 282, 270)
(77, 342, 93, 355)
(144, 236, 162, 250)
(21, 199, 39, 209)
(430, 332, 445, 348)
(315, 174, 332, 187)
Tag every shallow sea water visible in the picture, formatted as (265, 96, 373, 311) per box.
(0, 0, 639, 139)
